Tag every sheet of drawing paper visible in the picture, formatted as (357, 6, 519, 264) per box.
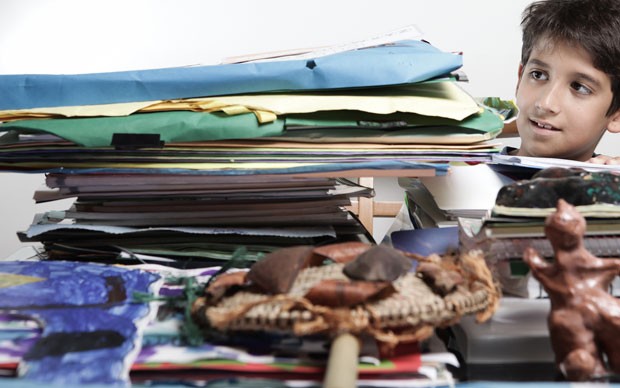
(0, 40, 462, 110)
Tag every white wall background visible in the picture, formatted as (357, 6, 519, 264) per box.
(0, 0, 617, 256)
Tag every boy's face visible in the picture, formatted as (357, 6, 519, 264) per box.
(515, 38, 620, 161)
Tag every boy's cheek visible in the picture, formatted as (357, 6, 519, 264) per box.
(515, 63, 524, 94)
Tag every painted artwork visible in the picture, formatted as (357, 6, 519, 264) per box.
(0, 261, 160, 386)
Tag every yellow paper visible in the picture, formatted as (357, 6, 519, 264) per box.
(0, 81, 479, 123)
(0, 273, 45, 288)
(207, 82, 480, 120)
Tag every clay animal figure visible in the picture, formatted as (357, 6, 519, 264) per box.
(523, 199, 620, 381)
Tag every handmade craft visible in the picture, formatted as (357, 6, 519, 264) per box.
(494, 167, 620, 210)
(192, 241, 499, 387)
(523, 199, 620, 381)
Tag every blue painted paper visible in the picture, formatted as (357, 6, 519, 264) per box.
(0, 40, 462, 110)
(391, 227, 460, 257)
(0, 261, 160, 386)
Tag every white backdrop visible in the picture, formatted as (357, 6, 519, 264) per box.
(0, 0, 617, 256)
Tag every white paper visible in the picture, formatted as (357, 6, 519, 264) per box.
(420, 164, 515, 213)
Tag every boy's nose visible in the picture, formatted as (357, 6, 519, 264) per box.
(535, 84, 561, 114)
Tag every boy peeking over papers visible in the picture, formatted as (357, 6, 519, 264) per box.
(504, 0, 620, 164)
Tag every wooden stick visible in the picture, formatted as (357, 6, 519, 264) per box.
(323, 332, 361, 388)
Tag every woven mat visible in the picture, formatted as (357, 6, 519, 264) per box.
(195, 250, 499, 349)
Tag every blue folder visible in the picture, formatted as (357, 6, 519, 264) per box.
(0, 40, 462, 110)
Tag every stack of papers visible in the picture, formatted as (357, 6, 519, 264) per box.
(0, 36, 505, 265)
(0, 39, 503, 175)
(20, 176, 372, 265)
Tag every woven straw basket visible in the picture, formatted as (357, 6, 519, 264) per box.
(193, 248, 499, 387)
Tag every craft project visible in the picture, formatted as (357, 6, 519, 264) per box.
(523, 199, 620, 381)
(192, 241, 499, 387)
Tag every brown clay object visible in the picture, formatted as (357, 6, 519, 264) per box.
(246, 245, 317, 294)
(343, 244, 413, 282)
(523, 199, 620, 381)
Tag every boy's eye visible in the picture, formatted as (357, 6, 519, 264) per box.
(570, 82, 592, 95)
(529, 70, 547, 81)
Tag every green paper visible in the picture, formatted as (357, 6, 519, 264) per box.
(0, 111, 285, 147)
(285, 105, 504, 135)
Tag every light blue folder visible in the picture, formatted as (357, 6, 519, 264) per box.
(0, 40, 462, 110)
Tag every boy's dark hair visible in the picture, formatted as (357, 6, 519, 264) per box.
(521, 0, 620, 116)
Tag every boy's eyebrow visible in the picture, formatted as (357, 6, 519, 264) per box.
(527, 58, 549, 68)
(573, 72, 603, 89)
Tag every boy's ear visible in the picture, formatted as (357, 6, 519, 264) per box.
(607, 110, 620, 133)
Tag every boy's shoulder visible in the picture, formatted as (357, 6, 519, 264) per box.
(500, 146, 601, 158)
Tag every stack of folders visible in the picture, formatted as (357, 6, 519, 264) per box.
(19, 174, 374, 266)
(0, 40, 504, 175)
(0, 35, 506, 267)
